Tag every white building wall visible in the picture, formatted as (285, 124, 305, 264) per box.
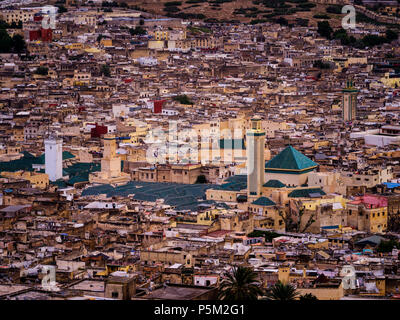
(193, 275, 218, 287)
(364, 134, 400, 147)
(45, 137, 63, 181)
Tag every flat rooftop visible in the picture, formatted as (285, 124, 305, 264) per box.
(0, 284, 30, 296)
(69, 280, 105, 292)
(140, 285, 212, 300)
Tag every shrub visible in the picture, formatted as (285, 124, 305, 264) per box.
(326, 5, 342, 14)
(314, 14, 330, 19)
(164, 1, 182, 6)
(297, 2, 315, 8)
(173, 94, 193, 105)
(35, 66, 49, 75)
(164, 6, 180, 12)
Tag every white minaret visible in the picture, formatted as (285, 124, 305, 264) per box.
(246, 116, 265, 199)
(45, 136, 63, 181)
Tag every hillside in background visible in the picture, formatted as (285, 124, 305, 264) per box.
(122, 0, 363, 27)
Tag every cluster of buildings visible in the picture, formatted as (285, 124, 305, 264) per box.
(0, 2, 400, 300)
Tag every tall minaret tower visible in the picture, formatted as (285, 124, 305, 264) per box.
(45, 135, 63, 181)
(246, 116, 265, 199)
(342, 79, 358, 122)
(101, 134, 121, 179)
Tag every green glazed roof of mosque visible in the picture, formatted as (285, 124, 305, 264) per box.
(263, 179, 286, 188)
(288, 188, 326, 198)
(251, 196, 276, 206)
(265, 146, 318, 173)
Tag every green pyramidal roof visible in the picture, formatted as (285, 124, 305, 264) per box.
(251, 196, 276, 206)
(265, 146, 318, 172)
(263, 179, 286, 188)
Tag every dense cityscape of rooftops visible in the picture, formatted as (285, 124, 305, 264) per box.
(0, 0, 399, 302)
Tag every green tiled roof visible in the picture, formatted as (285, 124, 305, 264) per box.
(251, 196, 276, 206)
(64, 162, 100, 185)
(288, 188, 326, 198)
(62, 151, 76, 160)
(82, 180, 218, 211)
(21, 151, 35, 158)
(35, 151, 76, 165)
(263, 179, 286, 188)
(0, 153, 41, 172)
(265, 146, 318, 173)
(51, 179, 68, 188)
(217, 175, 247, 191)
(355, 235, 385, 246)
(68, 174, 89, 185)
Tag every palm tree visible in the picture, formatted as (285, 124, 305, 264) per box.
(265, 281, 300, 301)
(299, 293, 318, 301)
(218, 266, 263, 300)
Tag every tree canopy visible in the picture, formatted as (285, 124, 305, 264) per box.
(218, 266, 263, 300)
(265, 281, 300, 301)
(0, 29, 26, 53)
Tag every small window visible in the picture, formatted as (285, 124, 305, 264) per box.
(111, 292, 118, 298)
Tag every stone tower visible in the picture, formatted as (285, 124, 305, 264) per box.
(342, 79, 358, 122)
(246, 116, 265, 199)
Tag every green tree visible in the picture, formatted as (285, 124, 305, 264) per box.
(35, 66, 49, 76)
(56, 5, 67, 13)
(326, 5, 342, 14)
(275, 17, 288, 26)
(313, 60, 331, 69)
(164, 1, 182, 6)
(265, 281, 300, 301)
(377, 239, 400, 253)
(0, 28, 12, 53)
(314, 14, 330, 19)
(386, 29, 398, 42)
(362, 34, 386, 47)
(173, 95, 193, 105)
(317, 20, 333, 39)
(101, 64, 111, 77)
(278, 207, 315, 233)
(129, 26, 147, 36)
(12, 34, 26, 53)
(247, 230, 280, 242)
(218, 266, 263, 300)
(299, 293, 318, 301)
